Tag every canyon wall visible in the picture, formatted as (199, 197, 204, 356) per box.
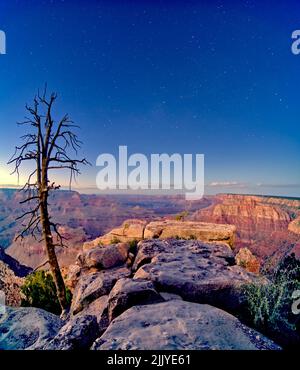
(190, 194, 300, 264)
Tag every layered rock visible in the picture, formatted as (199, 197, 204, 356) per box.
(144, 220, 236, 248)
(88, 219, 236, 251)
(0, 248, 31, 277)
(3, 190, 300, 268)
(288, 217, 300, 235)
(92, 300, 280, 350)
(83, 219, 147, 250)
(7, 225, 88, 270)
(2, 189, 210, 268)
(190, 194, 300, 262)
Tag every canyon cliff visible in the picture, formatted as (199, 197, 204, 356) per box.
(0, 189, 299, 269)
(190, 194, 300, 265)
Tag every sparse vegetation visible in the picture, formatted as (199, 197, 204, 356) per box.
(21, 270, 72, 315)
(174, 211, 189, 221)
(128, 239, 138, 255)
(242, 253, 300, 347)
(111, 236, 121, 244)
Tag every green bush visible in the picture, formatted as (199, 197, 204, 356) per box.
(110, 236, 121, 244)
(128, 239, 138, 255)
(21, 270, 72, 315)
(174, 211, 189, 221)
(242, 253, 300, 345)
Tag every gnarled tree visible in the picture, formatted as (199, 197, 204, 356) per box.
(8, 88, 89, 314)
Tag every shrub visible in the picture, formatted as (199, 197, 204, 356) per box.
(110, 236, 121, 244)
(128, 239, 138, 255)
(21, 270, 72, 315)
(174, 211, 189, 221)
(242, 253, 300, 346)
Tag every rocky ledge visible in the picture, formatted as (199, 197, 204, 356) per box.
(92, 300, 279, 350)
(288, 217, 300, 235)
(83, 218, 236, 251)
(0, 237, 279, 350)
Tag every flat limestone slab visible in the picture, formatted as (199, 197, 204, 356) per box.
(144, 220, 236, 248)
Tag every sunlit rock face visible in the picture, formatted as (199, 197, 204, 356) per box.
(190, 194, 300, 262)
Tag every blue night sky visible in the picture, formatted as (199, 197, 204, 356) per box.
(0, 0, 299, 197)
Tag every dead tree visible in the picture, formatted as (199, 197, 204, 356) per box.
(8, 88, 89, 313)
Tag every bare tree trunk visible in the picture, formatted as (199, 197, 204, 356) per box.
(40, 192, 68, 313)
(9, 89, 89, 316)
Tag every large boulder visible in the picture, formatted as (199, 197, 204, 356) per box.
(80, 243, 130, 270)
(92, 300, 280, 350)
(133, 239, 262, 314)
(144, 220, 236, 248)
(107, 278, 163, 321)
(72, 295, 109, 336)
(0, 306, 63, 350)
(83, 219, 147, 250)
(71, 267, 131, 315)
(43, 314, 99, 350)
(235, 247, 260, 274)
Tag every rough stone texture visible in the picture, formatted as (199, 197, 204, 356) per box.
(0, 306, 63, 350)
(71, 267, 131, 315)
(43, 314, 99, 350)
(3, 190, 300, 268)
(235, 247, 260, 274)
(65, 263, 81, 291)
(108, 278, 163, 321)
(288, 217, 300, 235)
(160, 292, 183, 301)
(92, 300, 280, 350)
(0, 261, 24, 307)
(83, 219, 147, 250)
(81, 243, 130, 270)
(0, 248, 32, 277)
(132, 239, 171, 271)
(133, 239, 261, 314)
(133, 238, 235, 272)
(72, 295, 109, 336)
(144, 220, 236, 248)
(191, 193, 300, 261)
